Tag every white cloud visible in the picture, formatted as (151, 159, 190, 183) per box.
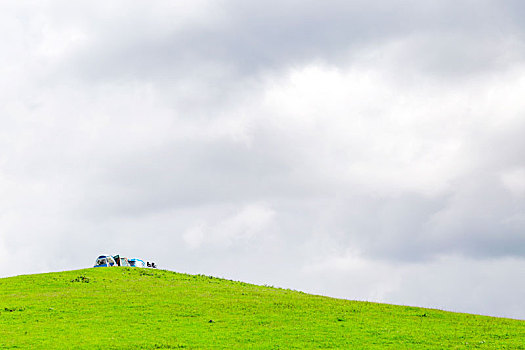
(501, 167, 525, 197)
(256, 59, 525, 198)
(183, 203, 275, 248)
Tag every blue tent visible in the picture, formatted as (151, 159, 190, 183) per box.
(129, 259, 145, 268)
(93, 255, 116, 267)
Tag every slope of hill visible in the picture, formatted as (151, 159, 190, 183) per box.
(0, 268, 523, 349)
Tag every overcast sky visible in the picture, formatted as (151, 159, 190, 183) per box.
(1, 0, 524, 319)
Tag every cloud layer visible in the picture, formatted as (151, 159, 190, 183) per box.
(1, 1, 525, 319)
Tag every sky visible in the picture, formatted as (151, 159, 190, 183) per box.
(1, 0, 524, 319)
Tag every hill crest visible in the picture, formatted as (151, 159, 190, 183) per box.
(1, 268, 524, 349)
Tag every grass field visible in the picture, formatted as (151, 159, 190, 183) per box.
(0, 268, 523, 349)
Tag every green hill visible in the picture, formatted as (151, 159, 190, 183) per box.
(0, 268, 523, 349)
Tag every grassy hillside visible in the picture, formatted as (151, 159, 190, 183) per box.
(0, 268, 523, 349)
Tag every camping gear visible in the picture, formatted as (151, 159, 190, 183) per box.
(117, 257, 130, 266)
(129, 259, 145, 267)
(94, 255, 117, 267)
(93, 255, 153, 268)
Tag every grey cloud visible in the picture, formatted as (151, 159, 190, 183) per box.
(78, 138, 293, 218)
(2, 1, 525, 319)
(50, 0, 524, 84)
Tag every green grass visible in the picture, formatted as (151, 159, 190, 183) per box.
(0, 268, 523, 349)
